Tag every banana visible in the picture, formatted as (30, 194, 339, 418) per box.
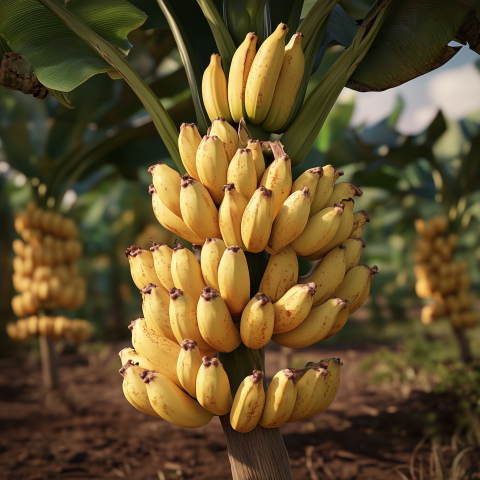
(259, 368, 297, 428)
(177, 339, 203, 397)
(202, 54, 232, 122)
(240, 293, 275, 349)
(200, 238, 226, 291)
(349, 211, 370, 239)
(247, 140, 266, 185)
(273, 282, 316, 334)
(228, 32, 257, 123)
(291, 167, 323, 204)
(141, 283, 176, 342)
(241, 186, 274, 253)
(259, 245, 298, 303)
(197, 286, 241, 352)
(310, 166, 343, 217)
(171, 242, 206, 301)
(287, 366, 322, 423)
(27, 315, 39, 336)
(148, 162, 182, 218)
(219, 183, 249, 249)
(290, 204, 344, 257)
(196, 356, 233, 415)
(129, 318, 182, 388)
(179, 175, 221, 242)
(169, 288, 217, 356)
(245, 23, 289, 124)
(150, 240, 175, 291)
(196, 135, 228, 204)
(12, 238, 25, 256)
(259, 155, 292, 220)
(217, 246, 250, 316)
(119, 347, 156, 371)
(326, 182, 363, 207)
(150, 186, 204, 245)
(125, 245, 159, 290)
(324, 300, 351, 339)
(227, 148, 257, 201)
(142, 369, 214, 428)
(299, 244, 346, 306)
(178, 123, 202, 181)
(344, 238, 366, 272)
(210, 116, 239, 164)
(272, 298, 347, 348)
(230, 370, 265, 432)
(268, 187, 311, 253)
(262, 33, 305, 132)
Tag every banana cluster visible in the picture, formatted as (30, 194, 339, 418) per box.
(203, 24, 304, 133)
(414, 217, 478, 330)
(6, 316, 90, 343)
(11, 203, 85, 316)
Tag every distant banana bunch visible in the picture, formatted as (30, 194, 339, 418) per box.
(414, 216, 478, 330)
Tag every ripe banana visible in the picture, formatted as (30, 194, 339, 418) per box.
(150, 240, 175, 290)
(326, 182, 363, 208)
(260, 155, 292, 220)
(262, 33, 305, 133)
(247, 140, 266, 185)
(119, 347, 156, 371)
(200, 237, 226, 291)
(196, 135, 228, 204)
(268, 187, 311, 253)
(149, 162, 182, 218)
(197, 286, 241, 352)
(202, 54, 232, 122)
(171, 242, 206, 301)
(349, 211, 370, 239)
(228, 32, 257, 123)
(217, 246, 250, 316)
(310, 166, 343, 217)
(196, 356, 233, 415)
(169, 287, 217, 356)
(179, 174, 221, 242)
(141, 283, 176, 342)
(324, 300, 351, 339)
(142, 369, 214, 428)
(178, 123, 202, 181)
(245, 23, 289, 124)
(291, 167, 323, 204)
(259, 245, 298, 303)
(125, 245, 159, 289)
(259, 368, 297, 428)
(272, 298, 347, 348)
(218, 183, 248, 249)
(227, 148, 257, 201)
(209, 117, 239, 164)
(241, 186, 274, 253)
(273, 282, 316, 334)
(344, 238, 366, 273)
(230, 370, 265, 432)
(287, 366, 322, 423)
(240, 293, 275, 349)
(177, 339, 203, 398)
(290, 204, 344, 257)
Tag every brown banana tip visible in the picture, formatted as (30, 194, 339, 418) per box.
(125, 245, 141, 258)
(192, 243, 202, 251)
(150, 239, 165, 251)
(301, 186, 310, 197)
(148, 184, 156, 195)
(371, 265, 379, 275)
(309, 166, 324, 177)
(304, 361, 315, 368)
(281, 23, 287, 30)
(147, 162, 165, 174)
(180, 339, 197, 350)
(284, 368, 297, 382)
(169, 287, 183, 300)
(202, 356, 220, 367)
(140, 369, 157, 383)
(333, 203, 345, 212)
(356, 186, 363, 197)
(339, 244, 346, 250)
(255, 293, 271, 305)
(239, 148, 251, 154)
(305, 282, 317, 296)
(205, 238, 214, 244)
(259, 186, 273, 198)
(360, 240, 367, 248)
(319, 361, 329, 369)
(201, 286, 220, 301)
(248, 139, 260, 145)
(361, 211, 371, 222)
(251, 370, 264, 384)
(227, 245, 241, 253)
(213, 116, 226, 122)
(335, 297, 347, 307)
(128, 318, 141, 330)
(173, 241, 185, 252)
(337, 170, 344, 177)
(180, 174, 195, 188)
(180, 123, 196, 129)
(141, 283, 156, 295)
(224, 182, 236, 192)
(119, 359, 134, 376)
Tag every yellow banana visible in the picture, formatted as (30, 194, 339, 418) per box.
(210, 117, 239, 164)
(169, 288, 217, 356)
(286, 366, 321, 423)
(197, 286, 241, 352)
(310, 166, 343, 217)
(150, 240, 175, 290)
(268, 187, 311, 253)
(177, 339, 203, 398)
(217, 246, 250, 316)
(349, 210, 370, 239)
(171, 242, 206, 301)
(272, 282, 316, 334)
(247, 139, 266, 185)
(178, 123, 202, 181)
(202, 54, 232, 122)
(260, 155, 292, 220)
(344, 238, 366, 272)
(119, 347, 156, 371)
(196, 356, 233, 415)
(125, 245, 159, 289)
(200, 237, 226, 291)
(291, 167, 323, 204)
(259, 245, 298, 303)
(228, 32, 257, 123)
(230, 370, 265, 432)
(227, 148, 257, 200)
(272, 298, 346, 348)
(259, 368, 297, 428)
(149, 162, 182, 218)
(290, 204, 344, 257)
(196, 135, 228, 204)
(218, 183, 249, 249)
(179, 175, 222, 242)
(27, 315, 39, 336)
(241, 186, 274, 253)
(326, 182, 363, 207)
(245, 23, 289, 124)
(141, 283, 176, 342)
(12, 238, 25, 256)
(324, 300, 351, 339)
(240, 293, 275, 349)
(262, 33, 305, 133)
(142, 369, 214, 428)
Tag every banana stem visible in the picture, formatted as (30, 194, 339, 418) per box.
(452, 326, 473, 363)
(39, 335, 59, 390)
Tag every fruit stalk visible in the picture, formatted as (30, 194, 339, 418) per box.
(39, 334, 59, 390)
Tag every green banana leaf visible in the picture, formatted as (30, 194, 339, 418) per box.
(225, 0, 262, 46)
(339, 0, 375, 20)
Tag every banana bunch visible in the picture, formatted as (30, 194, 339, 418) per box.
(414, 216, 478, 330)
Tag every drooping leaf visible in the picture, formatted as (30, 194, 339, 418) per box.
(454, 10, 480, 55)
(298, 0, 340, 49)
(128, 0, 170, 29)
(286, 0, 306, 42)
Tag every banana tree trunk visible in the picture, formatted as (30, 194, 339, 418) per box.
(39, 335, 58, 389)
(453, 326, 473, 363)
